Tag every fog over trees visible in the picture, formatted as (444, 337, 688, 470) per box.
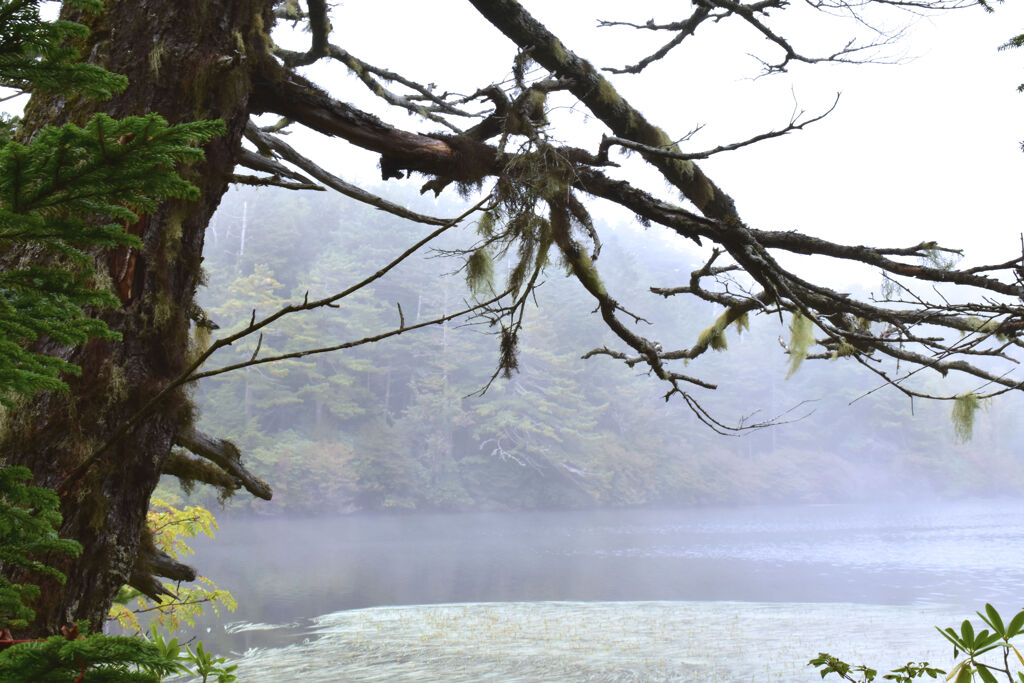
(193, 186, 1024, 514)
(3, 0, 1024, 637)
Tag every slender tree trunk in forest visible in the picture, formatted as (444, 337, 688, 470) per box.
(237, 199, 248, 276)
(1, 0, 273, 635)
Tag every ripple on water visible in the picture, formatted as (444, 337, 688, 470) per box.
(210, 601, 965, 683)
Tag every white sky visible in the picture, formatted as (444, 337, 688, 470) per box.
(9, 2, 1022, 290)
(273, 0, 1024, 289)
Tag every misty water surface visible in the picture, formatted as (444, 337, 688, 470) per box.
(177, 500, 1024, 680)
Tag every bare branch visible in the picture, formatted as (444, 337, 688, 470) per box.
(230, 173, 324, 191)
(191, 287, 514, 381)
(326, 45, 478, 131)
(244, 123, 456, 226)
(598, 94, 839, 162)
(600, 6, 713, 75)
(236, 147, 313, 183)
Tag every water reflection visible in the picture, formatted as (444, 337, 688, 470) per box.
(180, 500, 1024, 656)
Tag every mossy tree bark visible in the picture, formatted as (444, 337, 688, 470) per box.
(2, 0, 274, 635)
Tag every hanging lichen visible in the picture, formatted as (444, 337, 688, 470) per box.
(880, 275, 897, 301)
(920, 246, 959, 271)
(477, 210, 496, 239)
(499, 326, 520, 378)
(734, 312, 750, 335)
(786, 312, 815, 378)
(951, 392, 982, 443)
(466, 247, 494, 295)
(696, 317, 729, 352)
(696, 308, 750, 352)
(830, 339, 857, 360)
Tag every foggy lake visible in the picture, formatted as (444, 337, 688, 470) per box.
(171, 499, 1024, 681)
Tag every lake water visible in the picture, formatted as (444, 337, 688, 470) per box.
(176, 500, 1024, 681)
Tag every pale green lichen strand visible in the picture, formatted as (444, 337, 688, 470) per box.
(786, 312, 815, 378)
(951, 392, 982, 443)
(466, 247, 495, 296)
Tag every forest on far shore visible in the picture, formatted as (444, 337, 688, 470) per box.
(176, 186, 1024, 514)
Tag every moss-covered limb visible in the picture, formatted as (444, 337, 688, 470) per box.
(754, 229, 1024, 299)
(161, 449, 240, 495)
(270, 0, 331, 68)
(144, 549, 195, 584)
(549, 196, 643, 353)
(127, 566, 174, 602)
(466, 0, 740, 222)
(548, 195, 719, 389)
(173, 426, 272, 501)
(571, 165, 714, 245)
(670, 267, 1024, 393)
(574, 162, 1022, 303)
(694, 307, 755, 354)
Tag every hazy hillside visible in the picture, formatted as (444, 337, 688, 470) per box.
(175, 186, 1024, 513)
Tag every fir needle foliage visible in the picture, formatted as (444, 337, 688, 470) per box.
(0, 472, 181, 680)
(0, 466, 81, 630)
(0, 0, 224, 406)
(0, 0, 127, 100)
(0, 112, 225, 403)
(0, 632, 181, 683)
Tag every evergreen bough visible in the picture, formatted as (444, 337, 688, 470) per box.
(0, 631, 180, 682)
(0, 0, 224, 403)
(0, 111, 224, 402)
(0, 465, 79, 630)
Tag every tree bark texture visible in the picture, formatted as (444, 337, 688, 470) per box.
(1, 0, 274, 635)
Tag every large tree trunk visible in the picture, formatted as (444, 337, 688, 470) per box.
(1, 0, 272, 635)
